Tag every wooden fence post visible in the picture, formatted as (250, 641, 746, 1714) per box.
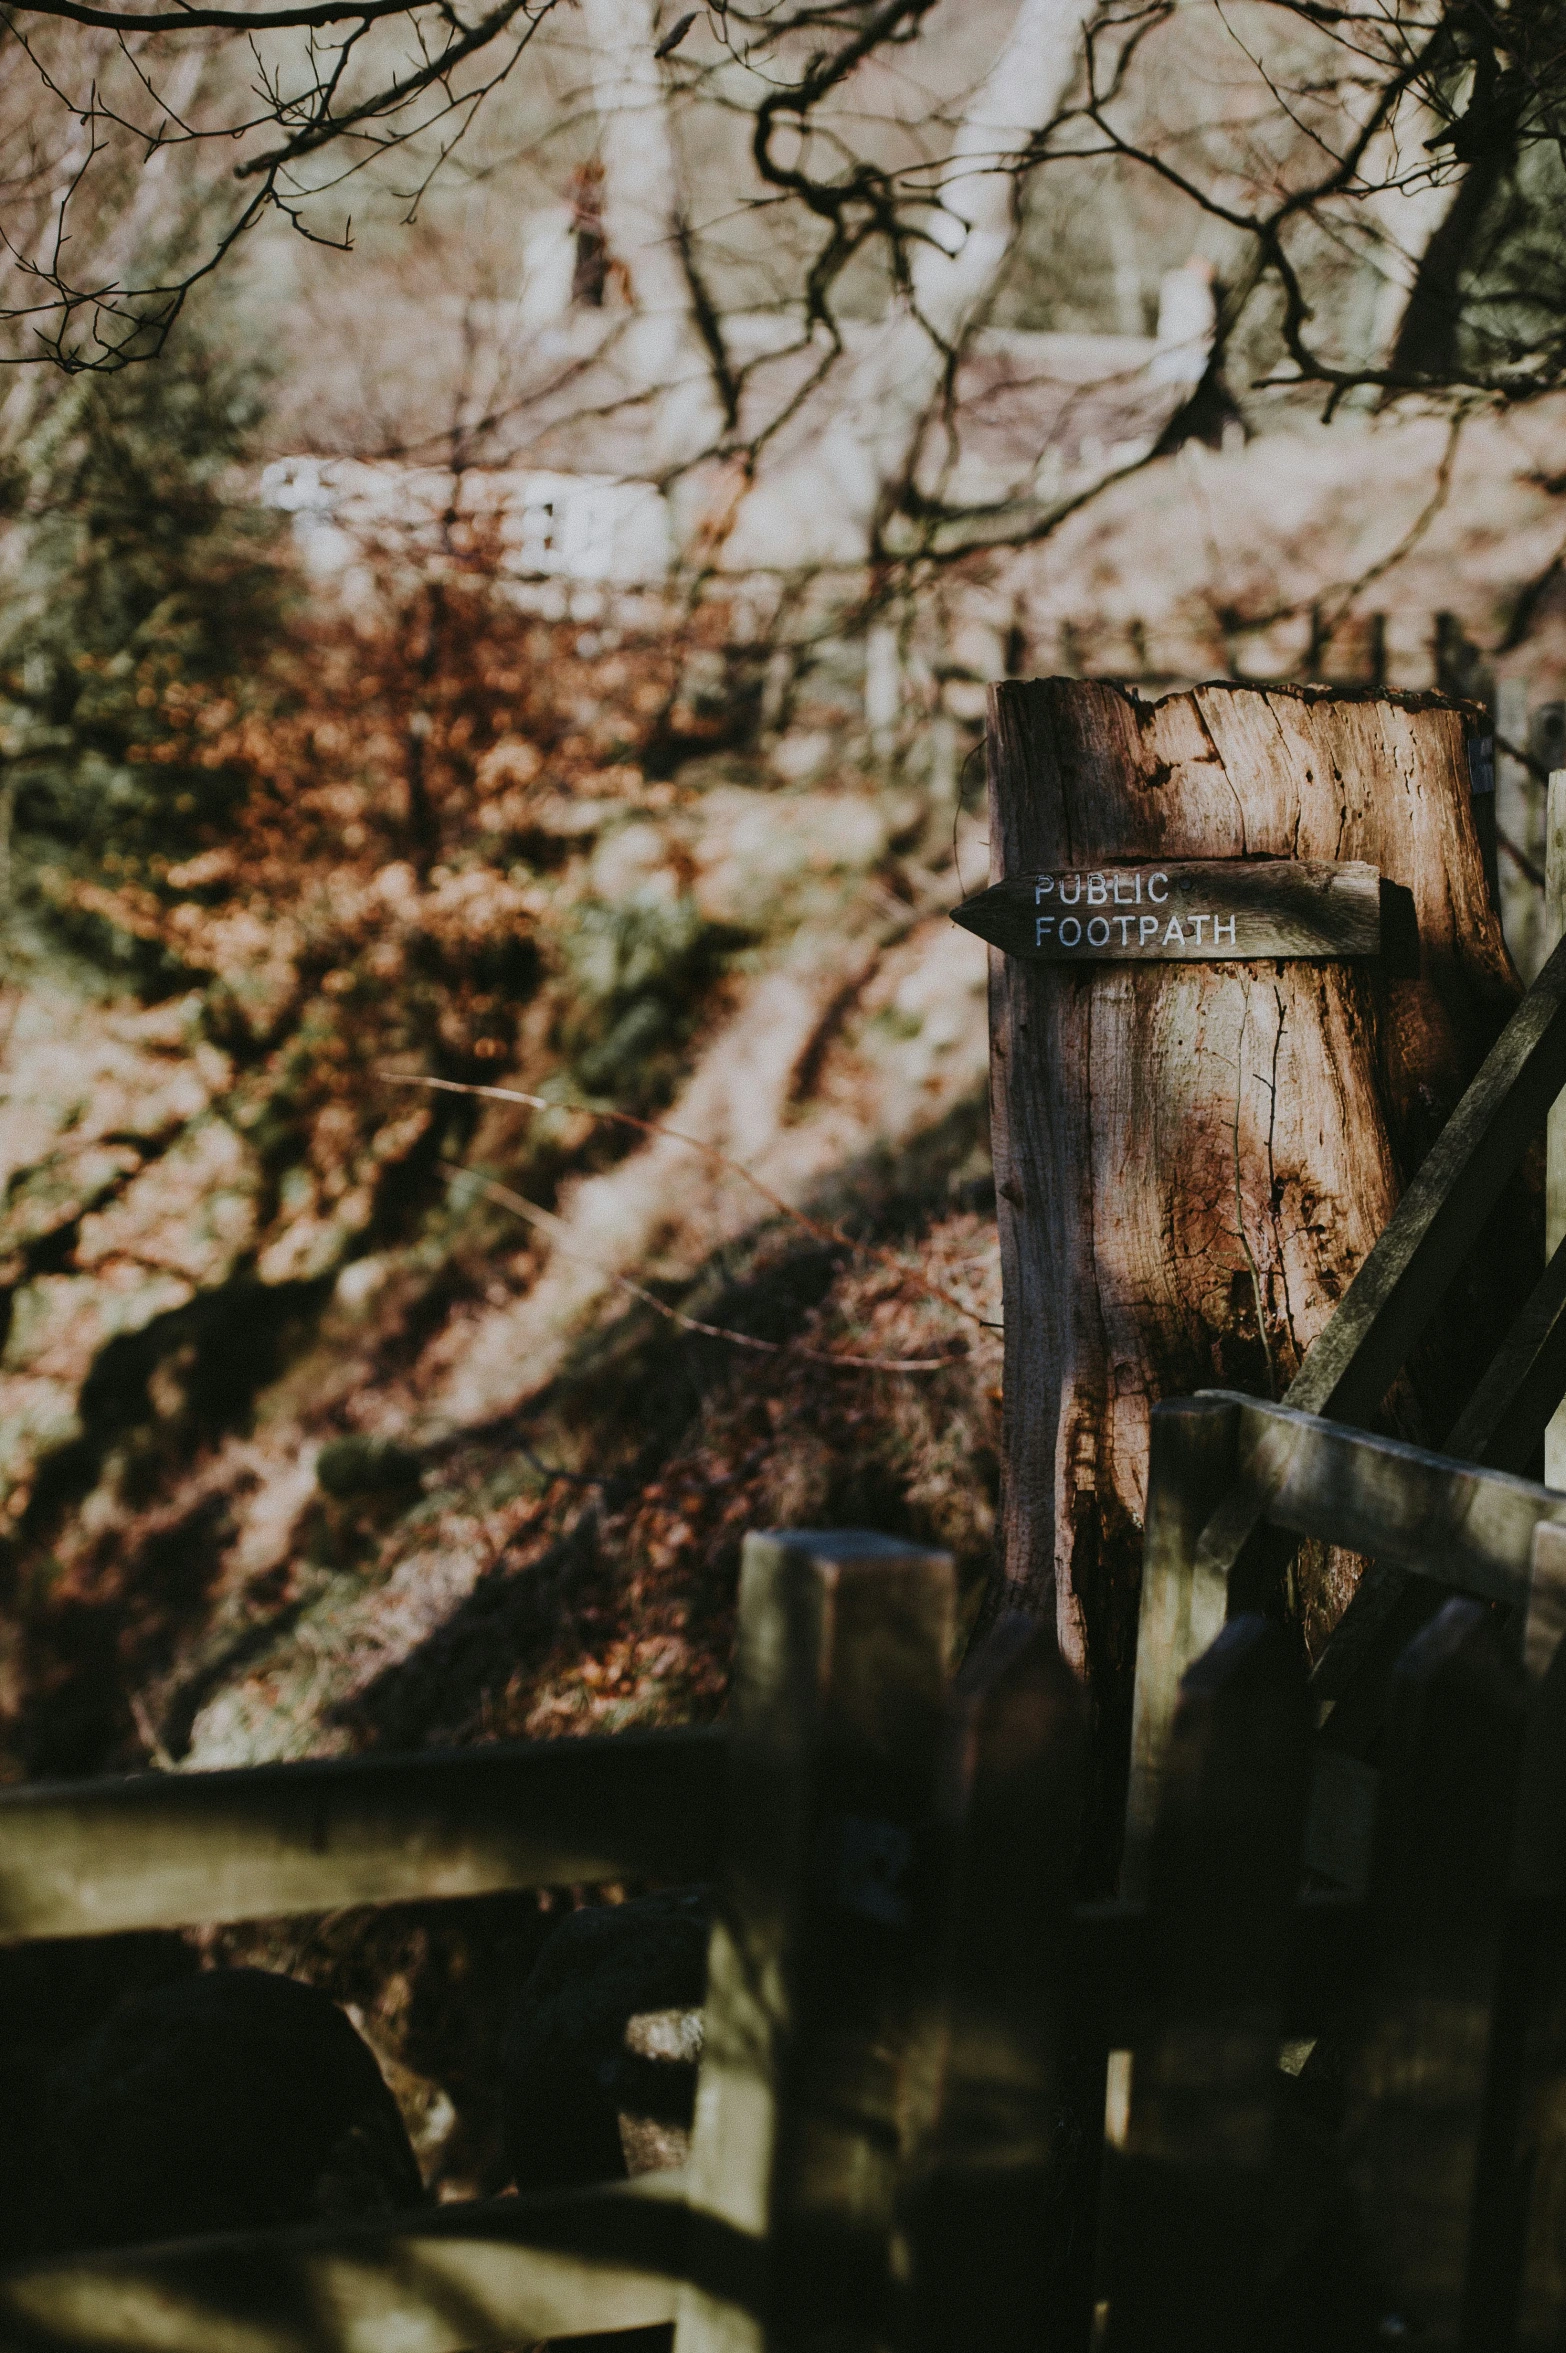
(1340, 1597, 1523, 2351)
(1121, 1395, 1241, 1901)
(673, 1528, 955, 2353)
(1100, 1614, 1310, 2353)
(898, 1614, 1087, 2353)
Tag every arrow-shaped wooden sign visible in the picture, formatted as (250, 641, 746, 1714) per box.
(951, 858, 1382, 963)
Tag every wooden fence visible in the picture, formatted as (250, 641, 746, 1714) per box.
(15, 815, 1566, 2345)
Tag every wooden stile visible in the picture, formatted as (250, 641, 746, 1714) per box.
(675, 1528, 955, 2353)
(1123, 1390, 1566, 1898)
(1171, 923, 1566, 1803)
(1102, 1616, 1310, 2353)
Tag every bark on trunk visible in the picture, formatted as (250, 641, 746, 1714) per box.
(1383, 142, 1514, 389)
(986, 681, 1534, 1843)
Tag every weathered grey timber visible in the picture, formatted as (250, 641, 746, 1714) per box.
(1122, 1398, 1241, 1899)
(953, 857, 1381, 963)
(1545, 767, 1566, 1486)
(1300, 1228, 1566, 1834)
(675, 1529, 955, 2353)
(0, 1727, 723, 1941)
(0, 2174, 693, 2353)
(1211, 1392, 1566, 1599)
(1124, 1392, 1566, 1897)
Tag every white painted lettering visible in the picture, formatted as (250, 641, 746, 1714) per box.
(1059, 916, 1082, 947)
(1139, 915, 1158, 944)
(1213, 915, 1237, 946)
(1116, 916, 1135, 945)
(1034, 876, 1054, 902)
(1188, 914, 1208, 943)
(1163, 917, 1186, 946)
(1112, 873, 1136, 905)
(1148, 871, 1169, 903)
(1086, 874, 1108, 906)
(1087, 916, 1110, 946)
(1059, 877, 1082, 905)
(1036, 916, 1055, 946)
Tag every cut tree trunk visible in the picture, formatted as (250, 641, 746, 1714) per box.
(985, 680, 1536, 1856)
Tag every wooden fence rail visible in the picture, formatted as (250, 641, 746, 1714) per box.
(0, 1726, 724, 1942)
(2, 1477, 1566, 2349)
(0, 2176, 695, 2353)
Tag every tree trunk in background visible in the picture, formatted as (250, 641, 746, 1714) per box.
(716, 0, 1101, 572)
(1383, 140, 1517, 388)
(985, 682, 1534, 1858)
(578, 0, 727, 492)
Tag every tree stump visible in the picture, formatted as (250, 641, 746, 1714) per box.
(984, 681, 1534, 1847)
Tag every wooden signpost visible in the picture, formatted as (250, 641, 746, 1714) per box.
(954, 858, 1381, 965)
(972, 680, 1533, 1872)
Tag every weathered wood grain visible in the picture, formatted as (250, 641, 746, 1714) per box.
(1208, 1392, 1566, 1605)
(0, 2174, 694, 2353)
(0, 1728, 724, 1941)
(675, 1529, 955, 2353)
(954, 858, 1381, 964)
(1121, 1397, 1241, 1900)
(1295, 1214, 1566, 1834)
(1275, 1173, 1566, 1896)
(1103, 1617, 1310, 2353)
(1128, 1393, 1566, 1900)
(986, 682, 1522, 1806)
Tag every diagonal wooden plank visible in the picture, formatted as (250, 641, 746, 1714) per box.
(1298, 1230, 1566, 1877)
(1311, 1222, 1566, 1727)
(1444, 1228, 1566, 1477)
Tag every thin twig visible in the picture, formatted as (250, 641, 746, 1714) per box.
(447, 1162, 966, 1374)
(386, 1070, 998, 1330)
